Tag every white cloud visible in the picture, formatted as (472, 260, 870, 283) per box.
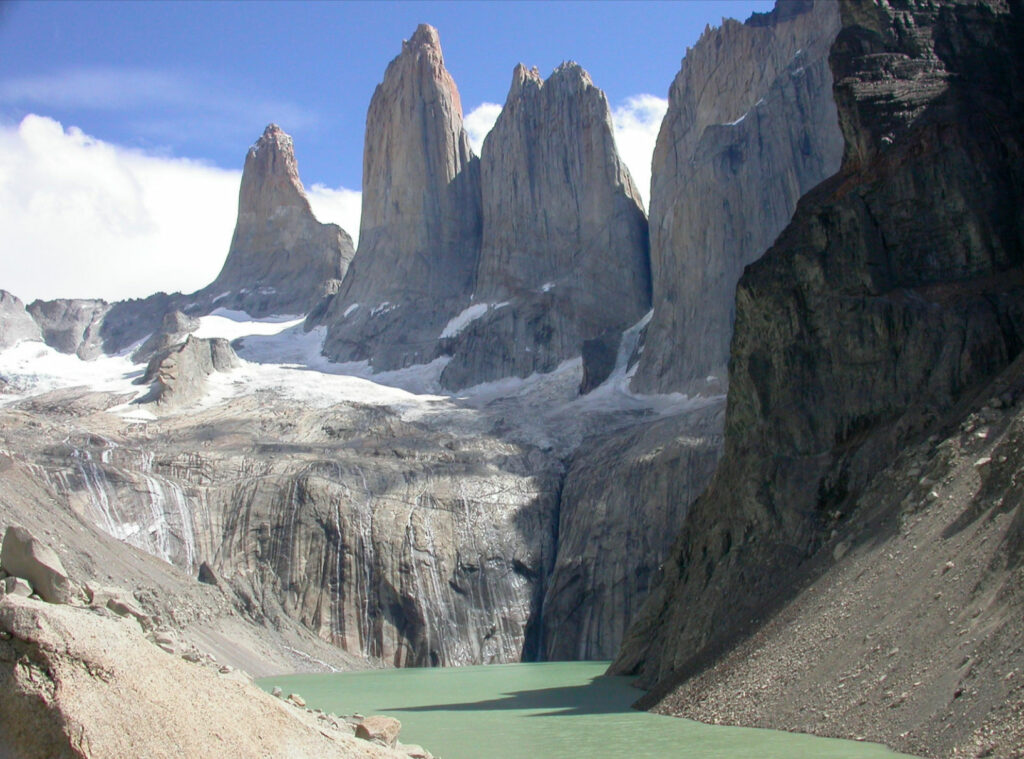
(0, 114, 240, 302)
(611, 94, 669, 210)
(463, 102, 502, 155)
(307, 184, 362, 246)
(0, 115, 363, 304)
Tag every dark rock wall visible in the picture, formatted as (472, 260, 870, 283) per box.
(613, 0, 1024, 691)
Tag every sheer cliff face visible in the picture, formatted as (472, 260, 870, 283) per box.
(2, 394, 560, 668)
(632, 0, 843, 395)
(205, 124, 354, 317)
(437, 63, 650, 390)
(319, 24, 482, 371)
(614, 0, 1024, 703)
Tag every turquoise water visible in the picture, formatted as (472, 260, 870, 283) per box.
(260, 662, 917, 759)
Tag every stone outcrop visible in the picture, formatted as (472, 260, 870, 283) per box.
(437, 62, 650, 389)
(201, 124, 355, 317)
(318, 24, 482, 371)
(139, 335, 239, 407)
(613, 1, 1024, 754)
(26, 298, 109, 360)
(131, 309, 201, 363)
(541, 402, 724, 660)
(0, 594, 411, 759)
(631, 0, 843, 395)
(0, 291, 42, 350)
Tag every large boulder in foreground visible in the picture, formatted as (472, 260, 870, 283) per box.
(0, 525, 74, 605)
(0, 594, 408, 758)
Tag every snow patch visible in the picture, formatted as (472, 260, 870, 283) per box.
(440, 302, 508, 339)
(0, 340, 145, 404)
(370, 301, 397, 318)
(343, 303, 359, 318)
(193, 310, 304, 342)
(541, 282, 556, 293)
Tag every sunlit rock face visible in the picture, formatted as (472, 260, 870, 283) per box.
(437, 62, 650, 390)
(318, 24, 483, 372)
(201, 123, 355, 318)
(632, 0, 843, 396)
(3, 391, 560, 667)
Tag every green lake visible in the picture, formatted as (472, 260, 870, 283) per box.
(259, 661, 918, 759)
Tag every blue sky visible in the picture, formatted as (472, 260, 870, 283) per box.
(0, 0, 773, 302)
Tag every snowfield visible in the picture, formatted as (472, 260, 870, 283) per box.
(0, 308, 715, 443)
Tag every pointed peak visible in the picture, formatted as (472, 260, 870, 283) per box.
(551, 60, 591, 84)
(406, 23, 441, 53)
(250, 123, 294, 159)
(509, 63, 543, 99)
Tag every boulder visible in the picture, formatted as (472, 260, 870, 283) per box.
(2, 576, 33, 598)
(0, 593, 412, 758)
(0, 525, 73, 604)
(355, 716, 402, 748)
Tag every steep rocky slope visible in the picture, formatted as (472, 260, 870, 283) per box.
(613, 1, 1024, 756)
(318, 24, 482, 372)
(200, 124, 355, 318)
(437, 62, 650, 389)
(631, 0, 843, 395)
(0, 291, 41, 350)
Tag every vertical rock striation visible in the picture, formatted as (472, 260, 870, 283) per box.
(613, 0, 1024, 718)
(541, 403, 724, 661)
(318, 24, 482, 371)
(202, 123, 355, 317)
(632, 0, 843, 395)
(438, 62, 650, 389)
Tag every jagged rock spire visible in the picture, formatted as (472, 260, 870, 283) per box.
(437, 59, 650, 389)
(318, 23, 482, 370)
(204, 124, 354, 317)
